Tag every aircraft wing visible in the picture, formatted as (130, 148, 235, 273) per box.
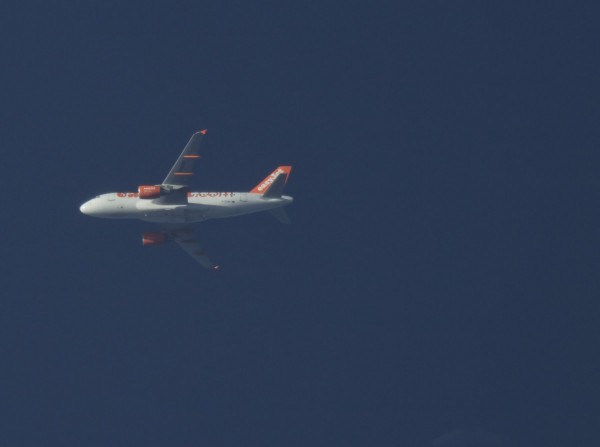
(163, 226, 220, 270)
(162, 130, 208, 187)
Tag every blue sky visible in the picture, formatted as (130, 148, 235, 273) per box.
(1, 1, 599, 446)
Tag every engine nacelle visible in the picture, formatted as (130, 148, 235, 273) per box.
(138, 185, 162, 199)
(142, 232, 167, 246)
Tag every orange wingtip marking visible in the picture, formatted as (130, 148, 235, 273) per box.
(174, 172, 193, 176)
(200, 129, 207, 135)
(183, 155, 201, 158)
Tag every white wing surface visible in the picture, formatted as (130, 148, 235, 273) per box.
(164, 227, 219, 270)
(162, 130, 208, 187)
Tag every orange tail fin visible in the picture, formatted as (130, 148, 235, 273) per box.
(250, 166, 292, 197)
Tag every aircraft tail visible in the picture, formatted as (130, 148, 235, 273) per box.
(250, 166, 292, 198)
(268, 207, 291, 224)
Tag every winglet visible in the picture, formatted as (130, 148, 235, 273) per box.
(250, 166, 292, 196)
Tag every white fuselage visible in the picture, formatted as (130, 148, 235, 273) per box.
(80, 192, 293, 223)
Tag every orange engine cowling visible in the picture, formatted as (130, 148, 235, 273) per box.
(142, 232, 167, 246)
(138, 185, 162, 199)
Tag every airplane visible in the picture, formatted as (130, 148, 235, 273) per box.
(79, 130, 293, 270)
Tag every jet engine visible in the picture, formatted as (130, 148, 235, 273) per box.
(138, 185, 162, 199)
(142, 232, 167, 245)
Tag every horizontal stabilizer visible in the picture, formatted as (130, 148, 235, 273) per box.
(269, 207, 291, 224)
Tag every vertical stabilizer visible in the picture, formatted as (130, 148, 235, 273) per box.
(250, 166, 292, 197)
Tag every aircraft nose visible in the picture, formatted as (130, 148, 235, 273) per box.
(80, 201, 91, 215)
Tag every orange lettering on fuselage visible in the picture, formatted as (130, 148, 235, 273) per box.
(187, 192, 235, 198)
(116, 192, 139, 197)
(117, 192, 236, 198)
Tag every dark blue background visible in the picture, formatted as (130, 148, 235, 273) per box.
(1, 2, 599, 446)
